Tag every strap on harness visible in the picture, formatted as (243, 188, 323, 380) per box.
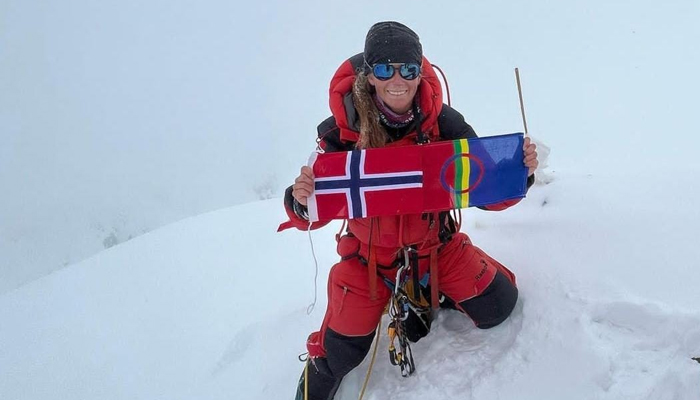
(430, 248, 439, 310)
(367, 218, 378, 300)
(369, 244, 378, 300)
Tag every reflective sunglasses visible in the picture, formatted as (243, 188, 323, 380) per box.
(367, 62, 421, 81)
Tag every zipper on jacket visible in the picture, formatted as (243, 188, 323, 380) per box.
(338, 286, 348, 314)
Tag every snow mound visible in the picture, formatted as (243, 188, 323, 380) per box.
(2, 175, 699, 400)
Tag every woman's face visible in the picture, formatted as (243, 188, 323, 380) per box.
(368, 64, 421, 114)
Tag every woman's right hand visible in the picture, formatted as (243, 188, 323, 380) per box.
(292, 166, 315, 206)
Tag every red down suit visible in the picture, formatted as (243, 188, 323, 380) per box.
(280, 53, 528, 400)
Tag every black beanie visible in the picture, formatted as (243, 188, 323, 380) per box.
(363, 21, 422, 71)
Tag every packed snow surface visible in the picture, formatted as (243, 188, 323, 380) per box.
(2, 169, 699, 399)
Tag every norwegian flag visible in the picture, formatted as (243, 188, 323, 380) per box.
(306, 146, 424, 222)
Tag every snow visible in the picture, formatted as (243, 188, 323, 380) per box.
(2, 0, 700, 398)
(2, 168, 700, 399)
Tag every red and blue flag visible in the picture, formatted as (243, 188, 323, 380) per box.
(307, 133, 528, 222)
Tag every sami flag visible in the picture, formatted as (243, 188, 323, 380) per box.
(306, 133, 528, 222)
(422, 133, 528, 211)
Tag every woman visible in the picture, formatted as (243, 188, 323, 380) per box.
(281, 21, 539, 400)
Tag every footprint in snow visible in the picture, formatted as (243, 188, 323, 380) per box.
(584, 301, 700, 397)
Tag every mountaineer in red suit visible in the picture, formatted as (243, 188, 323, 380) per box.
(280, 21, 539, 400)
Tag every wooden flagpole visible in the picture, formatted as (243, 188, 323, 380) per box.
(515, 68, 529, 136)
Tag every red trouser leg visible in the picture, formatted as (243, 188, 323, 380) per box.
(323, 257, 392, 338)
(436, 232, 516, 302)
(301, 257, 392, 400)
(306, 256, 392, 357)
(435, 233, 518, 328)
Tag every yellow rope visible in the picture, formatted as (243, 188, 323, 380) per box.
(304, 359, 309, 400)
(358, 318, 382, 400)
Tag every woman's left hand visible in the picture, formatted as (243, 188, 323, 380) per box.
(523, 137, 538, 177)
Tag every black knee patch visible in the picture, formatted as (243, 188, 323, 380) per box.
(298, 329, 375, 400)
(296, 363, 338, 400)
(458, 271, 518, 329)
(324, 328, 375, 377)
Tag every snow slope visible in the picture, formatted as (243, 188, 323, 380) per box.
(2, 168, 699, 400)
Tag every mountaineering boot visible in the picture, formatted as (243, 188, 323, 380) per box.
(294, 329, 376, 399)
(294, 360, 340, 400)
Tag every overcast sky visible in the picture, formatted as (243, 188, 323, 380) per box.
(1, 0, 698, 292)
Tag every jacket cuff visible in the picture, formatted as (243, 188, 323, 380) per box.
(293, 199, 310, 221)
(284, 185, 309, 220)
(526, 173, 535, 190)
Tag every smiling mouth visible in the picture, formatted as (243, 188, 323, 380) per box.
(387, 89, 408, 96)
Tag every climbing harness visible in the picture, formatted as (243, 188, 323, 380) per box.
(387, 261, 416, 377)
(384, 247, 433, 377)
